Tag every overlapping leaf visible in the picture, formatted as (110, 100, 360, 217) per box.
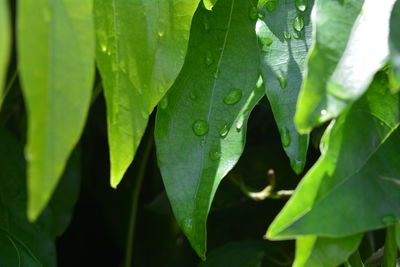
(17, 0, 95, 220)
(256, 0, 313, 174)
(295, 0, 396, 132)
(0, 0, 10, 107)
(94, 0, 199, 188)
(0, 127, 81, 266)
(389, 0, 400, 92)
(155, 0, 262, 258)
(294, 235, 362, 267)
(267, 71, 400, 239)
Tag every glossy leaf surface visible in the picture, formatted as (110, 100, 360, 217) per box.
(294, 235, 362, 267)
(256, 0, 313, 174)
(94, 0, 199, 187)
(295, 0, 396, 132)
(18, 0, 95, 220)
(0, 0, 10, 107)
(155, 0, 261, 258)
(268, 72, 400, 239)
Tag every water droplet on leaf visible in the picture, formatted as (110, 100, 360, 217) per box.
(293, 32, 302, 39)
(192, 120, 209, 136)
(214, 69, 220, 79)
(279, 127, 291, 147)
(295, 0, 308, 12)
(219, 124, 230, 138)
(236, 116, 244, 131)
(381, 214, 398, 226)
(209, 150, 221, 161)
(291, 160, 304, 174)
(293, 15, 304, 32)
(258, 11, 265, 19)
(224, 88, 242, 105)
(266, 0, 277, 12)
(277, 76, 287, 89)
(284, 32, 291, 40)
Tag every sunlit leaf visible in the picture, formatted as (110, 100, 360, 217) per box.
(155, 0, 262, 258)
(256, 0, 313, 174)
(267, 71, 400, 239)
(295, 0, 396, 133)
(94, 0, 199, 188)
(203, 0, 217, 10)
(0, 0, 11, 107)
(18, 0, 95, 220)
(389, 0, 400, 92)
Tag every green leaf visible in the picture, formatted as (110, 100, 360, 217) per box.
(199, 240, 267, 267)
(94, 0, 199, 188)
(0, 0, 11, 108)
(346, 250, 365, 267)
(295, 0, 396, 133)
(155, 0, 262, 258)
(267, 71, 400, 239)
(383, 226, 398, 267)
(389, 0, 400, 92)
(396, 224, 400, 250)
(256, 0, 313, 174)
(17, 0, 95, 220)
(294, 234, 362, 267)
(0, 127, 56, 266)
(203, 0, 217, 10)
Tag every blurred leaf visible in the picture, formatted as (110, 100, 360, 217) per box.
(17, 0, 95, 220)
(256, 0, 313, 174)
(155, 0, 262, 258)
(295, 0, 396, 132)
(396, 225, 400, 250)
(199, 240, 267, 267)
(383, 226, 398, 267)
(94, 0, 199, 188)
(267, 71, 400, 239)
(389, 0, 400, 92)
(346, 250, 365, 267)
(294, 234, 362, 267)
(0, 0, 10, 108)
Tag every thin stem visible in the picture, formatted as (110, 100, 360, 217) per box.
(383, 225, 398, 267)
(124, 124, 154, 267)
(230, 169, 293, 201)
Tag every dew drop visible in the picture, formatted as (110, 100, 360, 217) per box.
(258, 11, 265, 19)
(219, 124, 230, 138)
(277, 76, 287, 89)
(249, 7, 258, 21)
(236, 116, 244, 131)
(279, 127, 291, 147)
(291, 159, 304, 174)
(205, 52, 214, 66)
(320, 109, 328, 116)
(381, 214, 398, 226)
(293, 15, 305, 32)
(158, 31, 165, 37)
(159, 96, 168, 109)
(214, 69, 220, 79)
(209, 150, 221, 161)
(224, 88, 242, 105)
(192, 120, 209, 136)
(266, 0, 278, 12)
(101, 44, 107, 53)
(295, 0, 308, 12)
(284, 32, 291, 40)
(293, 32, 302, 39)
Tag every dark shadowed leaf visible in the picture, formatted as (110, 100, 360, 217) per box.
(155, 0, 262, 258)
(256, 0, 313, 174)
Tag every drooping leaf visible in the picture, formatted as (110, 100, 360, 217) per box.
(294, 234, 362, 267)
(389, 0, 400, 92)
(267, 71, 400, 239)
(295, 0, 396, 133)
(199, 240, 268, 267)
(203, 0, 217, 10)
(0, 126, 82, 266)
(94, 0, 199, 188)
(17, 0, 95, 220)
(0, 0, 11, 107)
(155, 0, 262, 258)
(256, 0, 313, 174)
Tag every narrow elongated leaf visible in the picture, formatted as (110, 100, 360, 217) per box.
(267, 71, 400, 239)
(295, 0, 396, 133)
(256, 0, 313, 174)
(155, 0, 261, 258)
(94, 0, 199, 188)
(389, 0, 400, 92)
(294, 235, 362, 267)
(18, 0, 95, 220)
(0, 0, 11, 107)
